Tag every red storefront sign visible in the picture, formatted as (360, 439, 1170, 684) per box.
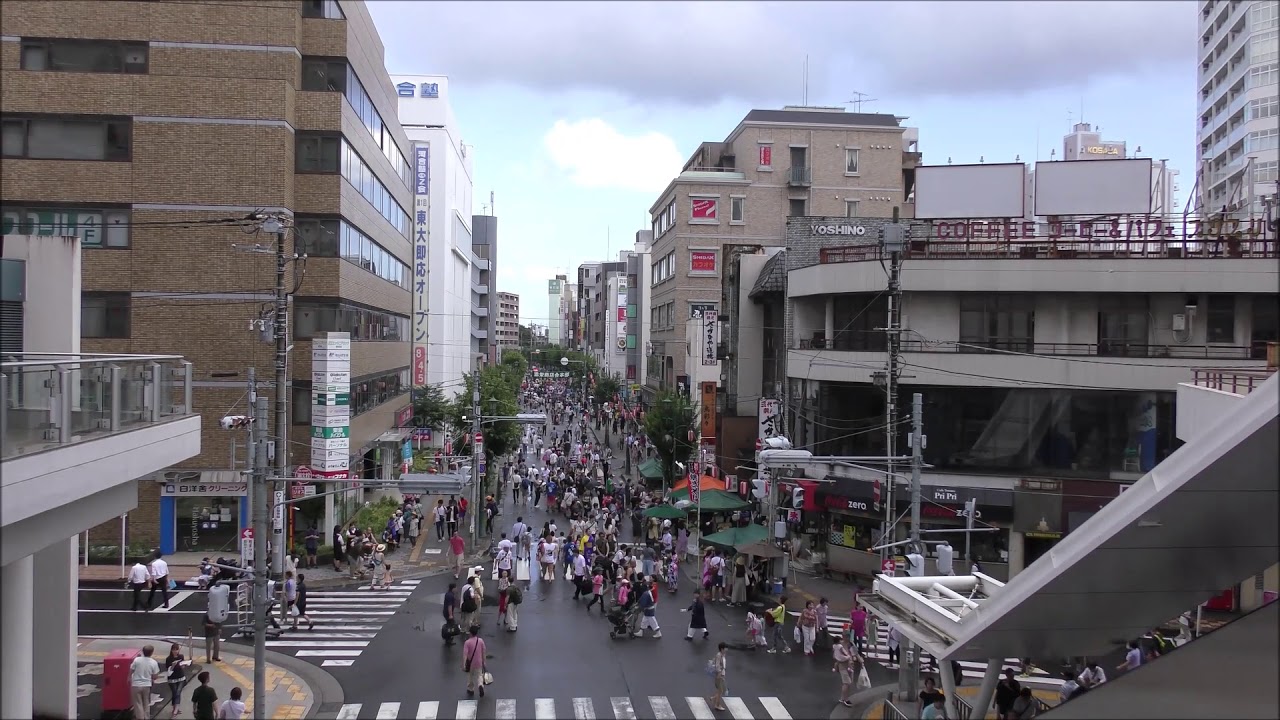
(759, 145, 772, 167)
(413, 346, 426, 385)
(396, 405, 413, 428)
(690, 251, 717, 273)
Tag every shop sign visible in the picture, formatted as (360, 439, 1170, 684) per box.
(240, 528, 254, 565)
(311, 436, 350, 453)
(811, 224, 867, 236)
(700, 381, 717, 439)
(1086, 145, 1121, 155)
(312, 426, 348, 439)
(822, 494, 872, 512)
(689, 303, 717, 319)
(396, 405, 413, 428)
(690, 250, 717, 273)
(701, 311, 718, 366)
(163, 482, 248, 497)
(928, 214, 1270, 243)
(758, 398, 780, 440)
(931, 486, 960, 503)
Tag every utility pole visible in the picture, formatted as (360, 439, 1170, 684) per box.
(471, 359, 483, 549)
(881, 207, 905, 569)
(898, 392, 925, 701)
(250, 396, 269, 720)
(269, 221, 289, 576)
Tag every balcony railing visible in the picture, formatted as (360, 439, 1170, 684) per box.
(1190, 367, 1277, 395)
(818, 236, 1278, 264)
(788, 166, 812, 187)
(1, 353, 193, 460)
(898, 339, 1259, 360)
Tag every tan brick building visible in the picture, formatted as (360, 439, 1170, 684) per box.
(495, 291, 520, 350)
(644, 106, 920, 394)
(1, 0, 414, 554)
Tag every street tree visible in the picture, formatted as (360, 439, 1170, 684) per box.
(642, 390, 697, 490)
(594, 373, 622, 405)
(410, 383, 452, 432)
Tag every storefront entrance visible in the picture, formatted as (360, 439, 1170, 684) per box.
(176, 496, 241, 553)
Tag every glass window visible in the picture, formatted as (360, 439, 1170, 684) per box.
(959, 295, 1034, 352)
(293, 301, 409, 342)
(730, 197, 744, 223)
(82, 293, 130, 338)
(1206, 295, 1236, 343)
(788, 198, 806, 216)
(2, 116, 130, 161)
(301, 58, 346, 92)
(1254, 160, 1278, 184)
(296, 134, 340, 172)
(831, 294, 887, 351)
(1252, 30, 1278, 64)
(1246, 127, 1279, 153)
(1252, 1, 1279, 32)
(1248, 62, 1278, 90)
(1251, 295, 1279, 359)
(20, 39, 148, 74)
(1248, 95, 1278, 120)
(301, 0, 344, 19)
(293, 217, 339, 257)
(845, 148, 860, 174)
(1097, 296, 1149, 356)
(845, 200, 859, 218)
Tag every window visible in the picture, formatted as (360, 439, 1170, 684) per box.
(959, 294, 1034, 352)
(1206, 295, 1236, 343)
(788, 198, 807, 217)
(1253, 160, 1278, 184)
(301, 58, 347, 92)
(1251, 295, 1279, 359)
(730, 196, 745, 223)
(296, 133, 340, 172)
(831, 294, 887, 351)
(336, 139, 411, 238)
(82, 293, 130, 338)
(1248, 62, 1277, 90)
(302, 0, 344, 19)
(844, 148, 860, 175)
(1097, 296, 1149, 357)
(293, 217, 340, 257)
(1, 116, 131, 161)
(292, 369, 408, 424)
(1252, 1, 1279, 32)
(1246, 127, 1279, 153)
(845, 200, 859, 218)
(1247, 95, 1278, 120)
(1252, 30, 1278, 64)
(294, 301, 410, 342)
(2, 205, 129, 248)
(20, 39, 148, 74)
(343, 65, 412, 189)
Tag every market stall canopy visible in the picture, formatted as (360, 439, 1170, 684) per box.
(701, 523, 769, 550)
(642, 504, 685, 520)
(638, 458, 664, 480)
(672, 475, 726, 492)
(668, 489, 750, 512)
(736, 540, 784, 559)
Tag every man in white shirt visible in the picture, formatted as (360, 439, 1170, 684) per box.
(572, 551, 588, 599)
(147, 552, 172, 610)
(128, 561, 151, 612)
(1077, 661, 1106, 688)
(510, 518, 528, 559)
(129, 644, 162, 720)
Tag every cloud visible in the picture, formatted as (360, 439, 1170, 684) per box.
(368, 1, 1194, 106)
(543, 119, 684, 193)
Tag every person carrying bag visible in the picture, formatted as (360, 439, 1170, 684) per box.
(462, 625, 489, 697)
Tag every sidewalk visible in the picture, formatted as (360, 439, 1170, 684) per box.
(76, 635, 332, 719)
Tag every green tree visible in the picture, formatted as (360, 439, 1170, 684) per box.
(449, 365, 522, 496)
(593, 373, 622, 405)
(410, 383, 453, 432)
(642, 390, 697, 490)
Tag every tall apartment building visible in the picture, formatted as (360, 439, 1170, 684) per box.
(495, 291, 520, 350)
(471, 213, 497, 364)
(1196, 0, 1279, 216)
(625, 232, 652, 392)
(393, 73, 475, 394)
(547, 275, 566, 345)
(644, 106, 920, 398)
(1, 0, 416, 552)
(578, 260, 627, 360)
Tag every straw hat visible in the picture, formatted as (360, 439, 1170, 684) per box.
(375, 544, 386, 553)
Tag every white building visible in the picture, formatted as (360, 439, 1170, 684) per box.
(547, 276, 566, 346)
(393, 74, 475, 396)
(1, 236, 201, 718)
(1053, 122, 1181, 215)
(1197, 0, 1279, 216)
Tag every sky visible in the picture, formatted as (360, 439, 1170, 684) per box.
(366, 0, 1199, 326)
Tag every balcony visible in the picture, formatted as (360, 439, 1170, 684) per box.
(817, 234, 1278, 265)
(897, 339, 1257, 361)
(788, 166, 812, 187)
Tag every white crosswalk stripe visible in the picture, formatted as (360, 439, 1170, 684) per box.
(333, 696, 796, 719)
(791, 611, 1064, 685)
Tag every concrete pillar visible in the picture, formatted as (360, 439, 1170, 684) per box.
(32, 537, 77, 719)
(1007, 530, 1026, 578)
(939, 658, 959, 720)
(824, 297, 835, 345)
(973, 659, 1003, 720)
(1, 554, 35, 719)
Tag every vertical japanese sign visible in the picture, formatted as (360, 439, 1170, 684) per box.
(701, 310, 718, 366)
(413, 144, 430, 385)
(311, 332, 351, 481)
(758, 398, 780, 441)
(700, 381, 717, 439)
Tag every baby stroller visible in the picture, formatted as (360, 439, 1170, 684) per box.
(608, 605, 640, 639)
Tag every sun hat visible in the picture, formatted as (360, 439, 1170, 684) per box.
(375, 544, 386, 553)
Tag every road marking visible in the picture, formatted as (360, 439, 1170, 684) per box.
(78, 609, 205, 614)
(375, 702, 400, 719)
(304, 598, 409, 604)
(400, 580, 422, 585)
(685, 697, 716, 720)
(292, 625, 383, 631)
(610, 697, 636, 719)
(321, 660, 355, 667)
(269, 633, 376, 639)
(456, 699, 477, 720)
(496, 698, 517, 719)
(724, 697, 753, 720)
(648, 696, 676, 719)
(416, 700, 439, 719)
(264, 640, 369, 647)
(573, 697, 596, 720)
(295, 649, 362, 657)
(759, 697, 792, 719)
(535, 698, 556, 719)
(335, 704, 360, 719)
(306, 610, 395, 615)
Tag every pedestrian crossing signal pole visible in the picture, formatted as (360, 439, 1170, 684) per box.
(899, 392, 925, 702)
(249, 395, 270, 720)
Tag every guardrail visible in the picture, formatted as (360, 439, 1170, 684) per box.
(819, 237, 1278, 264)
(1190, 367, 1277, 395)
(882, 693, 911, 720)
(1, 353, 193, 460)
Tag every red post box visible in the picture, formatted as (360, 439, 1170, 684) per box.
(101, 648, 141, 714)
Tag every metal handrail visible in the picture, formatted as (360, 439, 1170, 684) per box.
(1191, 367, 1277, 394)
(954, 693, 975, 719)
(882, 693, 911, 720)
(2, 353, 187, 369)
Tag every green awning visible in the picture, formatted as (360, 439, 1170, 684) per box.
(701, 523, 769, 551)
(643, 504, 686, 520)
(638, 458, 664, 480)
(668, 489, 751, 512)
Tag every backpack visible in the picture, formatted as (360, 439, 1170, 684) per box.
(639, 588, 654, 610)
(460, 586, 477, 613)
(508, 585, 523, 605)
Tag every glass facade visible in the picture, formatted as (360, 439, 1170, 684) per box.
(294, 302, 410, 342)
(294, 217, 411, 288)
(292, 367, 409, 424)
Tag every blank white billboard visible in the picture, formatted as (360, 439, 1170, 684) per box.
(1034, 158, 1153, 216)
(914, 163, 1027, 220)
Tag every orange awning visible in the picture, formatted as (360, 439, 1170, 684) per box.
(672, 475, 726, 492)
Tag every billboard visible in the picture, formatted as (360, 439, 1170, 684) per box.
(311, 333, 351, 481)
(412, 144, 430, 386)
(915, 163, 1027, 220)
(701, 311, 718, 366)
(1033, 158, 1153, 217)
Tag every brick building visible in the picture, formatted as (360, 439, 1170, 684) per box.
(1, 0, 414, 554)
(643, 106, 920, 399)
(495, 291, 520, 351)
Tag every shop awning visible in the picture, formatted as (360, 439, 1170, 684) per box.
(701, 523, 769, 551)
(668, 489, 750, 512)
(737, 540, 784, 559)
(375, 428, 412, 444)
(638, 458, 665, 480)
(672, 475, 726, 492)
(642, 504, 686, 520)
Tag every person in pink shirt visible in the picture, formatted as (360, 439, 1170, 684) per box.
(850, 606, 868, 654)
(462, 625, 487, 696)
(450, 531, 466, 578)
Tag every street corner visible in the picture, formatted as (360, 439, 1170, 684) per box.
(218, 653, 316, 718)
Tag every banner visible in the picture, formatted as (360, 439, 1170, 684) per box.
(701, 310, 718, 366)
(412, 143, 430, 385)
(758, 398, 780, 440)
(700, 381, 716, 439)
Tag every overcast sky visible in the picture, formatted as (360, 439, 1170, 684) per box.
(367, 0, 1197, 325)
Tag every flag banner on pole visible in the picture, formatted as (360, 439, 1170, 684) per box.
(689, 472, 701, 505)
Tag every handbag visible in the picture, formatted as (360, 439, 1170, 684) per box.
(482, 671, 495, 686)
(793, 625, 802, 643)
(704, 659, 718, 677)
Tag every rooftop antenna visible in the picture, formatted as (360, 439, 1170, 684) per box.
(844, 91, 879, 112)
(802, 55, 809, 106)
(490, 190, 495, 216)
(1067, 109, 1073, 131)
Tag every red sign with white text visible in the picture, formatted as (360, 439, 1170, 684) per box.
(413, 346, 426, 385)
(690, 251, 717, 273)
(617, 306, 627, 322)
(691, 199, 718, 220)
(759, 145, 772, 167)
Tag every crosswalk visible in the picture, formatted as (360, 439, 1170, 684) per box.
(265, 579, 419, 668)
(335, 695, 795, 720)
(789, 612, 1063, 686)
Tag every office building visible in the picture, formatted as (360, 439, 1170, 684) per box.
(625, 232, 652, 394)
(495, 291, 520, 351)
(2, 0, 415, 551)
(1197, 0, 1279, 216)
(644, 106, 920, 400)
(577, 260, 627, 362)
(547, 275, 567, 345)
(393, 73, 475, 394)
(471, 213, 497, 364)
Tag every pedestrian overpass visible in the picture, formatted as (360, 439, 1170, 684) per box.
(861, 371, 1278, 717)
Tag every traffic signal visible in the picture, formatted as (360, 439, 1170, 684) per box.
(751, 477, 769, 499)
(791, 486, 805, 509)
(219, 415, 253, 430)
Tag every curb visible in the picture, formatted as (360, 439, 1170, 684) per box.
(213, 638, 343, 719)
(831, 684, 897, 720)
